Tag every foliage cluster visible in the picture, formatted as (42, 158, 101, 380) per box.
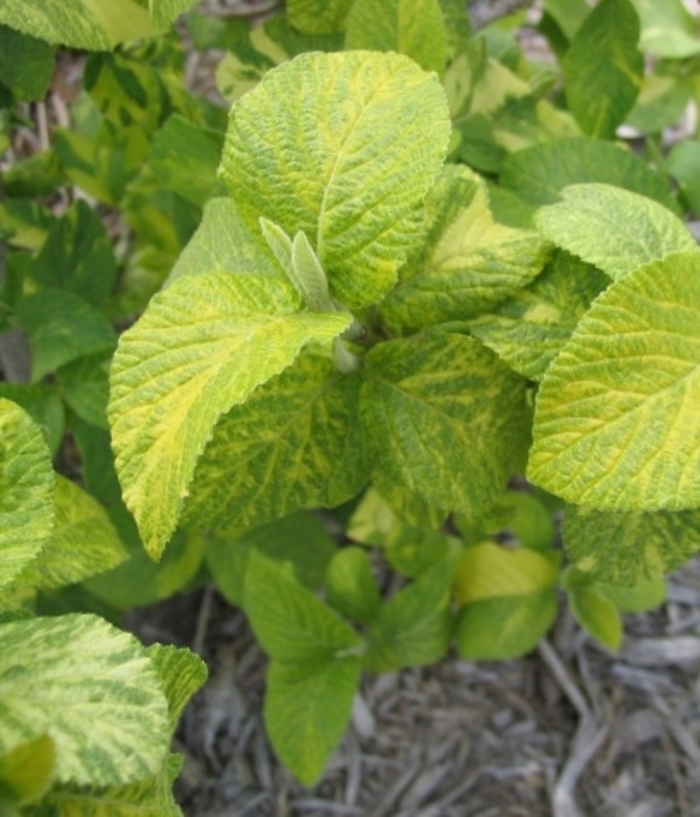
(1, 0, 700, 804)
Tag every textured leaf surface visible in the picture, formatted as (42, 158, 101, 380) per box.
(360, 333, 529, 515)
(147, 644, 207, 734)
(345, 0, 447, 74)
(244, 551, 360, 664)
(564, 506, 700, 585)
(364, 561, 454, 672)
(381, 166, 548, 333)
(166, 198, 283, 287)
(468, 251, 609, 380)
(0, 0, 196, 50)
(219, 51, 451, 308)
(563, 0, 643, 138)
(0, 614, 169, 787)
(0, 399, 54, 591)
(529, 253, 700, 510)
(184, 353, 366, 533)
(109, 274, 350, 558)
(265, 657, 360, 786)
(286, 0, 354, 33)
(0, 26, 54, 102)
(500, 137, 678, 215)
(535, 184, 696, 281)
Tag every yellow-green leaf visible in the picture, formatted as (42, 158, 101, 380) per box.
(183, 352, 367, 534)
(0, 399, 54, 592)
(381, 166, 548, 333)
(360, 333, 530, 515)
(528, 252, 700, 510)
(0, 614, 169, 787)
(109, 274, 351, 558)
(219, 51, 451, 308)
(535, 183, 696, 281)
(0, 735, 55, 808)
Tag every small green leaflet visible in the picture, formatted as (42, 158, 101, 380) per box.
(535, 184, 696, 281)
(0, 0, 197, 50)
(363, 561, 454, 672)
(0, 614, 169, 787)
(564, 506, 700, 585)
(244, 550, 361, 664)
(245, 551, 362, 784)
(563, 0, 643, 138)
(344, 0, 448, 75)
(381, 165, 548, 333)
(529, 252, 700, 511)
(360, 333, 529, 516)
(632, 0, 700, 58)
(467, 250, 609, 381)
(325, 547, 382, 625)
(183, 352, 367, 534)
(108, 273, 351, 559)
(218, 51, 451, 308)
(265, 658, 361, 787)
(0, 25, 54, 102)
(562, 567, 622, 651)
(0, 399, 54, 593)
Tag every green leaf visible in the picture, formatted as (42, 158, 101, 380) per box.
(265, 657, 361, 787)
(0, 383, 65, 456)
(108, 273, 351, 558)
(218, 51, 451, 308)
(148, 115, 226, 209)
(244, 550, 361, 664)
(15, 290, 116, 383)
(625, 72, 693, 136)
(325, 547, 382, 625)
(0, 399, 54, 592)
(20, 476, 127, 591)
(0, 734, 55, 808)
(344, 0, 448, 75)
(360, 333, 529, 516)
(528, 252, 700, 511)
(453, 542, 560, 605)
(562, 568, 622, 651)
(363, 561, 454, 672)
(166, 198, 283, 287)
(0, 25, 54, 102)
(456, 591, 557, 660)
(286, 0, 354, 33)
(631, 0, 700, 58)
(564, 506, 700, 585)
(57, 355, 110, 430)
(0, 0, 196, 50)
(563, 0, 643, 138)
(0, 614, 169, 787)
(31, 200, 117, 307)
(1, 149, 64, 199)
(475, 490, 556, 551)
(147, 644, 207, 734)
(84, 526, 206, 611)
(183, 352, 367, 534)
(207, 511, 336, 607)
(598, 576, 666, 613)
(666, 140, 700, 217)
(500, 137, 678, 216)
(467, 250, 609, 381)
(535, 184, 696, 281)
(381, 166, 548, 333)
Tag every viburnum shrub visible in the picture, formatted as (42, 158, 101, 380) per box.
(1, 0, 700, 802)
